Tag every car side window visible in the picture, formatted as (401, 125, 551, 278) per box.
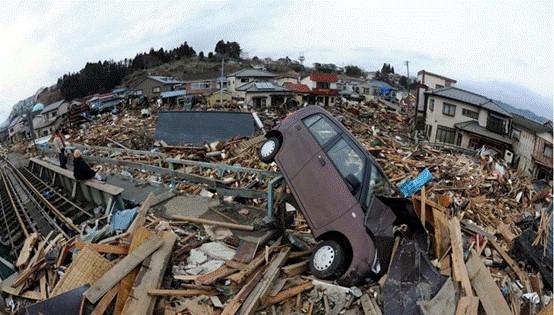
(327, 138, 365, 184)
(364, 164, 390, 208)
(303, 115, 338, 146)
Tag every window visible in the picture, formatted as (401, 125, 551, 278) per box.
(436, 125, 457, 144)
(435, 84, 444, 89)
(429, 99, 435, 112)
(152, 86, 161, 93)
(486, 114, 506, 134)
(191, 82, 210, 90)
(316, 82, 330, 89)
(364, 164, 390, 208)
(512, 128, 521, 141)
(363, 88, 370, 94)
(442, 103, 456, 116)
(544, 144, 553, 157)
(303, 115, 338, 146)
(240, 78, 249, 83)
(327, 138, 365, 184)
(462, 108, 479, 120)
(425, 124, 433, 138)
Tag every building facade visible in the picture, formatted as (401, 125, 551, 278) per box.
(227, 69, 278, 93)
(300, 73, 339, 106)
(131, 76, 185, 99)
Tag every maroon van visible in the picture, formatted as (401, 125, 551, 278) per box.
(258, 106, 424, 285)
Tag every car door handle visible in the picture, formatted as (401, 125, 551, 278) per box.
(318, 155, 326, 166)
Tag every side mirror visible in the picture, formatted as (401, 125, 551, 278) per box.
(345, 174, 361, 193)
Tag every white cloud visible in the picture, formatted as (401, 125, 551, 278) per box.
(0, 0, 552, 121)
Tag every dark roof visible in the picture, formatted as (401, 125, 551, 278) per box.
(155, 111, 260, 145)
(147, 76, 184, 85)
(283, 83, 311, 93)
(42, 100, 66, 113)
(512, 114, 551, 133)
(417, 70, 457, 83)
(309, 73, 338, 82)
(229, 68, 277, 78)
(237, 81, 291, 92)
(455, 120, 511, 145)
(426, 87, 512, 117)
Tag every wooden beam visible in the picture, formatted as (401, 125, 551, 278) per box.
(466, 253, 512, 315)
(196, 265, 236, 285)
(260, 282, 313, 309)
(420, 187, 426, 227)
(171, 215, 254, 231)
(84, 235, 163, 304)
(454, 296, 479, 315)
(147, 288, 217, 296)
(128, 193, 155, 238)
(221, 268, 265, 315)
(448, 217, 474, 297)
(486, 236, 531, 292)
(16, 233, 38, 268)
(281, 260, 308, 277)
(114, 227, 153, 315)
(74, 241, 128, 255)
(121, 231, 177, 315)
(91, 284, 119, 315)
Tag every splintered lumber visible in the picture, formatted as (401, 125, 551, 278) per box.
(91, 284, 120, 315)
(486, 236, 531, 292)
(52, 246, 112, 296)
(238, 248, 290, 315)
(121, 231, 177, 315)
(228, 241, 282, 284)
(432, 207, 450, 258)
(147, 288, 217, 296)
(172, 215, 254, 231)
(454, 296, 479, 315)
(261, 282, 314, 309)
(221, 268, 265, 315)
(75, 241, 129, 255)
(466, 253, 512, 315)
(84, 235, 163, 304)
(128, 193, 155, 237)
(196, 265, 236, 285)
(281, 260, 309, 277)
(360, 293, 382, 315)
(115, 227, 153, 315)
(13, 259, 45, 288)
(16, 233, 39, 268)
(448, 217, 473, 297)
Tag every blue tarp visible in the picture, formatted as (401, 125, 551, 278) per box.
(110, 207, 138, 231)
(397, 168, 433, 197)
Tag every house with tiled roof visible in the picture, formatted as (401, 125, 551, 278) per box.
(131, 75, 185, 99)
(300, 73, 339, 106)
(235, 81, 292, 109)
(423, 86, 514, 153)
(227, 68, 277, 94)
(283, 82, 311, 104)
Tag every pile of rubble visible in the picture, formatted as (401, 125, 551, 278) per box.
(3, 99, 552, 314)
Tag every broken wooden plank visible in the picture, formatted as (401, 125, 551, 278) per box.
(84, 235, 163, 304)
(221, 268, 265, 315)
(172, 215, 254, 231)
(454, 296, 479, 315)
(233, 240, 258, 263)
(281, 260, 308, 277)
(74, 241, 129, 255)
(114, 227, 153, 315)
(147, 288, 217, 296)
(432, 207, 450, 258)
(196, 265, 236, 285)
(16, 233, 39, 268)
(238, 248, 290, 315)
(486, 236, 531, 292)
(360, 293, 382, 315)
(260, 282, 313, 309)
(228, 241, 282, 284)
(52, 246, 112, 296)
(448, 217, 474, 297)
(90, 283, 119, 315)
(121, 231, 177, 315)
(466, 253, 512, 315)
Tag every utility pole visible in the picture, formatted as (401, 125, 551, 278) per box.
(220, 58, 224, 104)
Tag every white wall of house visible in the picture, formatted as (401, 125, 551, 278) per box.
(300, 77, 316, 89)
(419, 73, 453, 90)
(425, 96, 485, 143)
(276, 77, 298, 85)
(511, 127, 536, 176)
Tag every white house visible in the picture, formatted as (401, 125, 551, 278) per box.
(423, 87, 513, 153)
(226, 69, 278, 93)
(300, 73, 339, 106)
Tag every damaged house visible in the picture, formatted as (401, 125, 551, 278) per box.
(131, 76, 185, 99)
(300, 72, 339, 106)
(227, 68, 278, 94)
(511, 114, 553, 179)
(235, 81, 293, 109)
(423, 86, 513, 154)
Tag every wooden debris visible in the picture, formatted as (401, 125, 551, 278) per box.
(172, 215, 255, 231)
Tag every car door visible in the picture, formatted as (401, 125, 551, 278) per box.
(292, 120, 365, 230)
(275, 115, 323, 179)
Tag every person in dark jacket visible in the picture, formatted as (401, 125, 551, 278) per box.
(72, 150, 96, 180)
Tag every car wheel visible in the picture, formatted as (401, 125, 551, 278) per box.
(258, 137, 280, 163)
(309, 240, 346, 279)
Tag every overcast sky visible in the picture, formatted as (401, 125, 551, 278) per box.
(0, 0, 552, 120)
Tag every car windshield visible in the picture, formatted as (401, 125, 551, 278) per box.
(303, 115, 338, 146)
(327, 138, 365, 184)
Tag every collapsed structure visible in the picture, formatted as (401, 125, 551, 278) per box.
(0, 97, 551, 315)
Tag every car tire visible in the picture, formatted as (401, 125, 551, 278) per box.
(258, 137, 280, 163)
(309, 240, 346, 280)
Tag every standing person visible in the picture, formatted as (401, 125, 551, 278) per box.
(49, 130, 66, 169)
(72, 150, 97, 181)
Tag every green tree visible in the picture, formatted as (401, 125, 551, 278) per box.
(344, 65, 363, 77)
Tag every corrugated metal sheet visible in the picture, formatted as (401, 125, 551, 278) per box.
(155, 111, 260, 145)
